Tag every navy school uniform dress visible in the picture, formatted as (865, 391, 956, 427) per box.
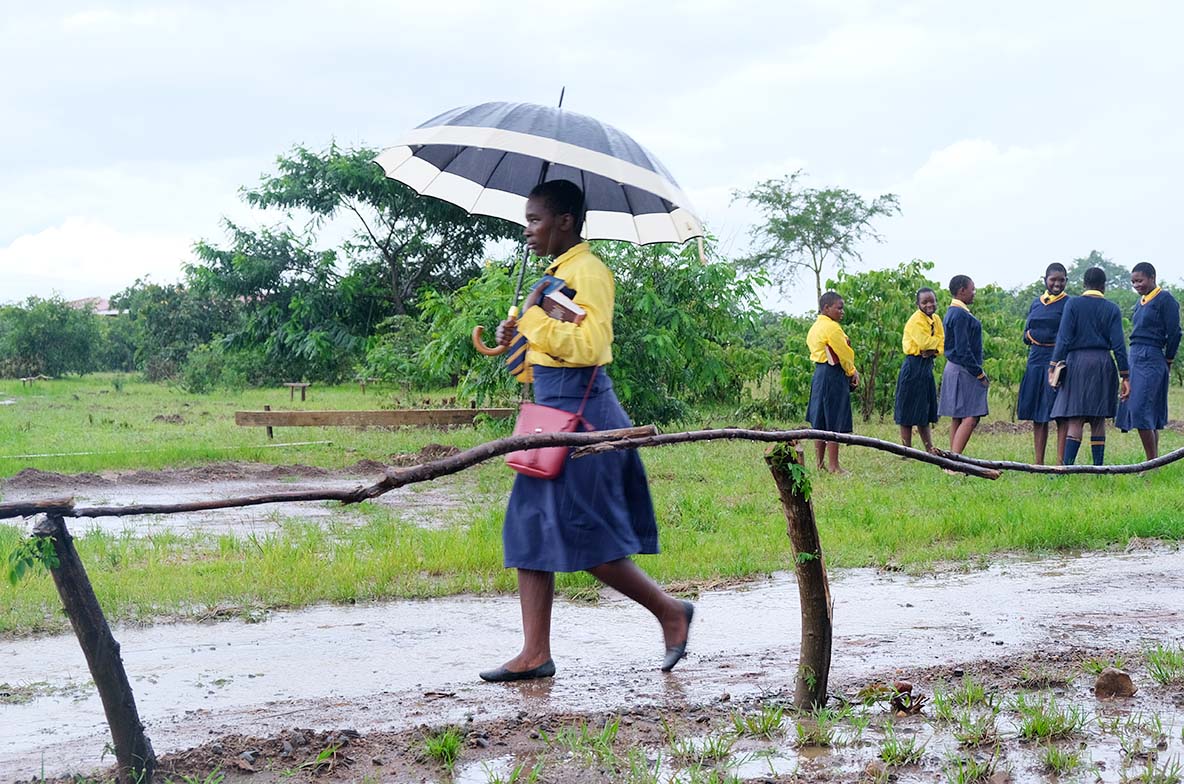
(503, 366, 658, 572)
(501, 242, 658, 573)
(1016, 293, 1067, 423)
(805, 314, 856, 433)
(1117, 288, 1181, 432)
(894, 309, 943, 427)
(937, 302, 988, 418)
(1049, 293, 1129, 419)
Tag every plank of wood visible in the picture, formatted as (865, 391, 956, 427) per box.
(235, 409, 515, 427)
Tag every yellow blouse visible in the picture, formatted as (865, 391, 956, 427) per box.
(806, 314, 856, 376)
(902, 310, 944, 356)
(514, 242, 614, 383)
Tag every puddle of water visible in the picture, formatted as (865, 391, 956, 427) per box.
(2, 477, 469, 535)
(2, 547, 1182, 779)
(453, 754, 514, 784)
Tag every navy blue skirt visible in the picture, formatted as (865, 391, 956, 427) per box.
(1049, 349, 1118, 419)
(937, 362, 988, 418)
(1116, 343, 1170, 431)
(894, 354, 938, 426)
(503, 365, 658, 573)
(1016, 346, 1058, 423)
(807, 363, 853, 433)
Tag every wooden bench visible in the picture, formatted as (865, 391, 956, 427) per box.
(283, 382, 311, 401)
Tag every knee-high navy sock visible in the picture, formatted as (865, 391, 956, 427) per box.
(1063, 435, 1082, 466)
(1091, 436, 1106, 466)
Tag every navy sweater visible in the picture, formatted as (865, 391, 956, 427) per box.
(943, 306, 983, 377)
(1051, 295, 1129, 373)
(1129, 290, 1182, 361)
(1023, 296, 1067, 349)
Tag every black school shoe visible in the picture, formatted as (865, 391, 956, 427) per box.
(479, 659, 557, 682)
(661, 601, 695, 672)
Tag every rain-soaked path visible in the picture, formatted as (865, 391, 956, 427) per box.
(2, 547, 1181, 779)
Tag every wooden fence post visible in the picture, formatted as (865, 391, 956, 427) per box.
(764, 443, 833, 710)
(33, 515, 156, 783)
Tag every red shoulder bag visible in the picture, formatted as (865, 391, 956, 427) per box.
(505, 368, 599, 480)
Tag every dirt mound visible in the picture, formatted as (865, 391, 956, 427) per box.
(5, 468, 107, 490)
(151, 414, 186, 424)
(260, 463, 332, 480)
(388, 443, 461, 467)
(345, 458, 391, 475)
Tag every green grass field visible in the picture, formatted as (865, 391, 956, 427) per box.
(2, 374, 1182, 636)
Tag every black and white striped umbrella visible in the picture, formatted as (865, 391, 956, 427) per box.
(374, 102, 703, 245)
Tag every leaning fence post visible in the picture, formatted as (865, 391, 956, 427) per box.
(33, 514, 156, 783)
(764, 442, 833, 710)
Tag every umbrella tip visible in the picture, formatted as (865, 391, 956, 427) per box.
(557, 86, 565, 108)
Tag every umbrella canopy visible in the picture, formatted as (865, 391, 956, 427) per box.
(374, 102, 703, 245)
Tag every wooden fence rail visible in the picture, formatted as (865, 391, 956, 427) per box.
(5, 428, 1184, 781)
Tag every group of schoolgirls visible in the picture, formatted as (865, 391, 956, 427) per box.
(806, 263, 1180, 473)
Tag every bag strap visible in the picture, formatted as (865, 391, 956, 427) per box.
(574, 366, 599, 421)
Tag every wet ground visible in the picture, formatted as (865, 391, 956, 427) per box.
(3, 544, 1183, 782)
(1, 457, 468, 534)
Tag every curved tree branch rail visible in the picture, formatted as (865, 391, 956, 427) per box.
(6, 427, 1184, 782)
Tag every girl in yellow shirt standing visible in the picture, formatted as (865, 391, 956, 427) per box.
(893, 287, 943, 452)
(806, 291, 859, 474)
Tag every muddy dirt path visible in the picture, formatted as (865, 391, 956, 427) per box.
(0, 458, 470, 534)
(2, 545, 1181, 780)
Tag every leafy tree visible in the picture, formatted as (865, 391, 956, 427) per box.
(190, 223, 362, 382)
(241, 144, 520, 314)
(95, 315, 137, 372)
(830, 260, 941, 421)
(606, 239, 767, 422)
(111, 279, 238, 380)
(360, 314, 451, 390)
(734, 170, 900, 303)
(0, 297, 100, 377)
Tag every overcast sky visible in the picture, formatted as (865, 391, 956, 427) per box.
(2, 0, 1179, 313)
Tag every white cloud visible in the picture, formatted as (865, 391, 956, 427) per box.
(0, 218, 193, 303)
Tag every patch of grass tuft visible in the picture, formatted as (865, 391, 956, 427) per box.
(1012, 693, 1088, 741)
(422, 727, 463, 773)
(879, 721, 926, 766)
(1145, 645, 1184, 686)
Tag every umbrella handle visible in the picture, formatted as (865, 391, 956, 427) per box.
(472, 325, 507, 356)
(472, 306, 520, 356)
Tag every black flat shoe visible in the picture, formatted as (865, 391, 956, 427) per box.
(479, 659, 556, 682)
(661, 600, 695, 672)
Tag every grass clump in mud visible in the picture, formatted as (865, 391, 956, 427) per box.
(730, 703, 784, 739)
(421, 726, 463, 773)
(952, 709, 1000, 748)
(1126, 755, 1184, 784)
(792, 705, 848, 747)
(932, 675, 997, 721)
(943, 747, 1001, 783)
(1146, 644, 1184, 686)
(1012, 693, 1089, 741)
(542, 717, 621, 766)
(1082, 653, 1128, 675)
(878, 720, 926, 766)
(1040, 742, 1083, 775)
